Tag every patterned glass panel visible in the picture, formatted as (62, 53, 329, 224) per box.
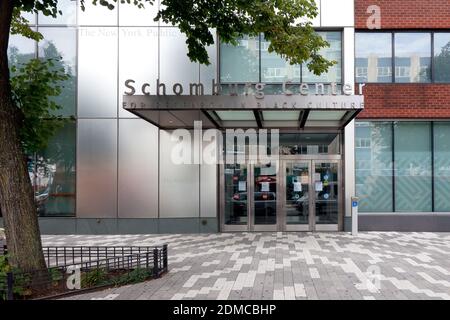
(355, 122, 393, 212)
(394, 122, 432, 212)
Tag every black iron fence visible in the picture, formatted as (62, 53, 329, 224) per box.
(0, 244, 168, 300)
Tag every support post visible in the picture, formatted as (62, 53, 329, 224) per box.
(351, 196, 359, 236)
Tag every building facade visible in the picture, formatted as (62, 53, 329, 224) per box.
(1, 0, 449, 234)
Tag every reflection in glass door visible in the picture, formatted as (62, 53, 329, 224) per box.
(252, 162, 278, 230)
(284, 162, 310, 231)
(223, 164, 248, 230)
(313, 162, 339, 231)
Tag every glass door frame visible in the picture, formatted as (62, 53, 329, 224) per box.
(311, 159, 342, 232)
(279, 155, 342, 232)
(220, 162, 250, 232)
(220, 155, 343, 232)
(281, 160, 313, 232)
(249, 162, 280, 232)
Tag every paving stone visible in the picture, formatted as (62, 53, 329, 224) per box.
(45, 232, 450, 300)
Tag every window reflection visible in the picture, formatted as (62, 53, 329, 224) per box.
(279, 133, 340, 155)
(220, 32, 342, 84)
(220, 36, 259, 83)
(30, 122, 76, 217)
(355, 122, 393, 212)
(38, 0, 77, 25)
(7, 33, 36, 72)
(261, 35, 300, 83)
(434, 33, 450, 83)
(355, 33, 392, 83)
(394, 122, 432, 211)
(38, 27, 77, 116)
(302, 32, 342, 83)
(395, 33, 431, 83)
(434, 123, 450, 211)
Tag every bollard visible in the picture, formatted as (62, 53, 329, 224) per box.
(351, 196, 359, 236)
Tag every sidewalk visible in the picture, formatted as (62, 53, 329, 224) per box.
(40, 232, 450, 300)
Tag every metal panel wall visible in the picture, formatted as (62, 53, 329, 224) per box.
(78, 27, 118, 118)
(159, 28, 199, 93)
(321, 0, 354, 27)
(77, 119, 118, 218)
(118, 119, 159, 218)
(118, 27, 158, 118)
(159, 130, 200, 218)
(200, 32, 217, 95)
(200, 131, 219, 218)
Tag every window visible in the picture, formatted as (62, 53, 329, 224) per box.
(433, 123, 450, 211)
(355, 33, 392, 83)
(355, 122, 393, 212)
(220, 35, 259, 83)
(30, 122, 76, 217)
(8, 33, 36, 71)
(434, 33, 450, 83)
(38, 27, 77, 116)
(394, 122, 432, 211)
(302, 31, 342, 83)
(355, 31, 450, 83)
(221, 31, 342, 84)
(395, 33, 431, 83)
(355, 121, 450, 213)
(7, 19, 78, 217)
(38, 0, 77, 25)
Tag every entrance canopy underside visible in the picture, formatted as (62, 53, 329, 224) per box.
(123, 95, 364, 130)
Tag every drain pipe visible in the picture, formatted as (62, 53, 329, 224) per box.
(351, 196, 359, 236)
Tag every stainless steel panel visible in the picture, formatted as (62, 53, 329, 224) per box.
(159, 130, 200, 218)
(200, 32, 217, 95)
(78, 27, 118, 118)
(160, 28, 199, 92)
(200, 132, 218, 218)
(119, 27, 158, 118)
(321, 0, 354, 27)
(77, 119, 117, 218)
(344, 120, 355, 217)
(118, 119, 159, 218)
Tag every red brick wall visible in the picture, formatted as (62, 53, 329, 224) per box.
(355, 0, 450, 119)
(357, 84, 450, 119)
(355, 0, 450, 29)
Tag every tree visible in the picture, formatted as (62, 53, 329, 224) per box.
(0, 0, 333, 272)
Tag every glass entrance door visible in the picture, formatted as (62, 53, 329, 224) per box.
(283, 162, 311, 231)
(222, 163, 249, 231)
(221, 159, 340, 232)
(312, 161, 340, 231)
(251, 162, 278, 231)
(281, 160, 340, 231)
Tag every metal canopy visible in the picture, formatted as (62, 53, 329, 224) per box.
(123, 94, 364, 130)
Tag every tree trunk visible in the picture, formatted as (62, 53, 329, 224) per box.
(0, 0, 47, 272)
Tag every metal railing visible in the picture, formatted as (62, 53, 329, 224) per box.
(0, 244, 168, 300)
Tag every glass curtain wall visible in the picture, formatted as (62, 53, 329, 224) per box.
(356, 31, 450, 83)
(220, 31, 342, 85)
(356, 121, 450, 213)
(5, 9, 77, 217)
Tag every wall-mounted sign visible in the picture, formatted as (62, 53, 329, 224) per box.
(124, 79, 365, 98)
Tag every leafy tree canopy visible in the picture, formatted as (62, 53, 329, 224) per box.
(13, 0, 335, 74)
